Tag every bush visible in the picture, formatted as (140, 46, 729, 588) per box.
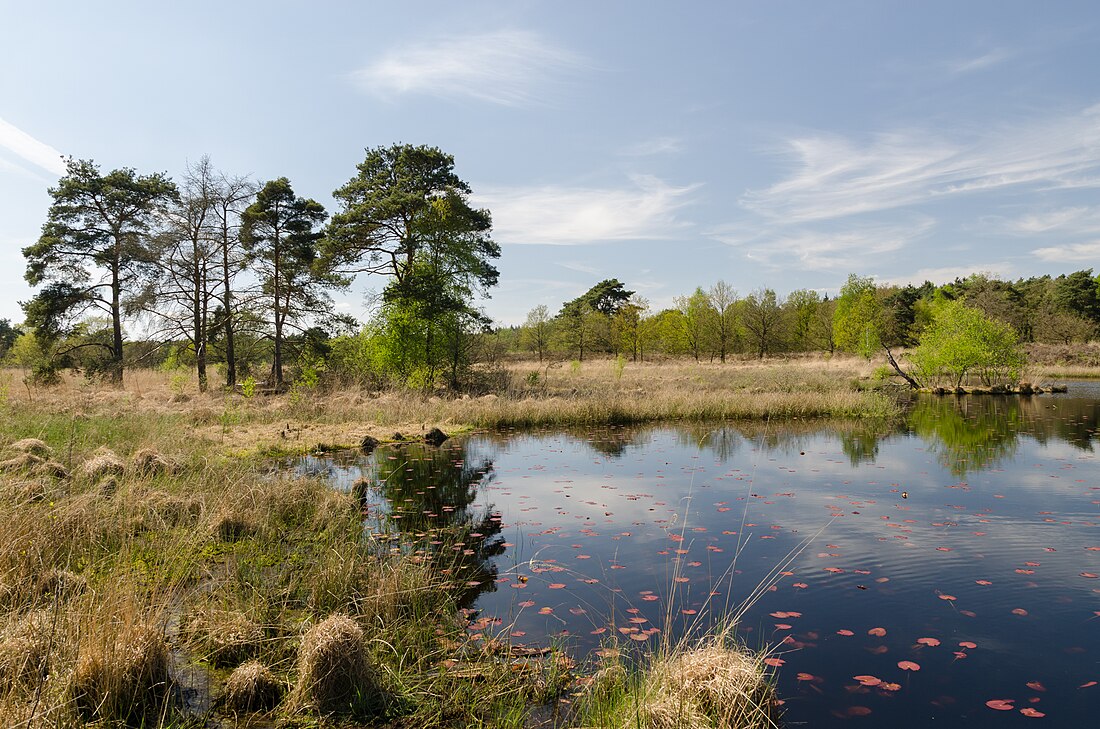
(910, 300, 1024, 387)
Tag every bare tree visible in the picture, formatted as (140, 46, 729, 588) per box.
(210, 169, 256, 388)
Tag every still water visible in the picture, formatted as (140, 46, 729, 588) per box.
(302, 386, 1100, 727)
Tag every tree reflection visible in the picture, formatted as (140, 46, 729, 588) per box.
(908, 397, 1020, 477)
(373, 441, 505, 608)
(908, 393, 1099, 477)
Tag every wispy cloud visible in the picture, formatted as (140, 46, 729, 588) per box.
(473, 175, 700, 245)
(711, 219, 934, 271)
(619, 136, 682, 157)
(351, 30, 585, 106)
(1032, 241, 1100, 262)
(998, 206, 1095, 235)
(741, 104, 1100, 223)
(0, 116, 65, 176)
(556, 261, 599, 275)
(881, 262, 1016, 287)
(949, 48, 1012, 74)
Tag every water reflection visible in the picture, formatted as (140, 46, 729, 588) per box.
(299, 384, 1100, 729)
(374, 442, 505, 609)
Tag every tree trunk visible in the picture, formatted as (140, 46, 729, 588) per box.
(222, 234, 236, 388)
(884, 345, 921, 389)
(110, 256, 124, 386)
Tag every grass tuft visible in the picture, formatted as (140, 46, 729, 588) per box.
(72, 621, 172, 723)
(224, 659, 284, 714)
(290, 613, 384, 717)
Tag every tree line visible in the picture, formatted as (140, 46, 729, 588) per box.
(8, 145, 499, 391)
(4, 144, 1099, 393)
(497, 271, 1100, 366)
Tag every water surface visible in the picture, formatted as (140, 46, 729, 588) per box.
(304, 388, 1100, 727)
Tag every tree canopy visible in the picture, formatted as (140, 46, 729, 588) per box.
(22, 158, 178, 383)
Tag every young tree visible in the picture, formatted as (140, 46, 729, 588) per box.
(833, 274, 882, 358)
(741, 288, 785, 359)
(673, 287, 711, 361)
(22, 159, 177, 384)
(522, 304, 553, 362)
(785, 289, 821, 351)
(240, 178, 337, 388)
(910, 299, 1025, 388)
(613, 295, 650, 362)
(705, 280, 739, 362)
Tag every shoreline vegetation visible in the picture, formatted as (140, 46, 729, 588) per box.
(0, 354, 1089, 728)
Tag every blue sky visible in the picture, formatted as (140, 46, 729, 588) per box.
(2, 1, 1100, 327)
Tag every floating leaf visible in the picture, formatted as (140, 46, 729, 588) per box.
(897, 661, 921, 671)
(868, 627, 887, 637)
(1019, 708, 1045, 718)
(837, 629, 855, 636)
(854, 675, 882, 687)
(938, 594, 958, 601)
(958, 641, 977, 649)
(1025, 681, 1046, 692)
(916, 637, 941, 647)
(985, 699, 1015, 711)
(1012, 608, 1029, 616)
(763, 657, 785, 667)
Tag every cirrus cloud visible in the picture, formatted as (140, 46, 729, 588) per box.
(472, 175, 700, 245)
(0, 116, 65, 176)
(350, 29, 587, 107)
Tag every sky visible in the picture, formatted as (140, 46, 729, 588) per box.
(2, 1, 1100, 327)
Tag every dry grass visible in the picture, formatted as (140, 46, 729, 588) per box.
(181, 607, 265, 668)
(224, 660, 283, 714)
(1, 357, 895, 457)
(289, 613, 382, 716)
(583, 638, 777, 729)
(72, 621, 171, 723)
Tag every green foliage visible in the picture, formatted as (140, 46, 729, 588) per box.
(0, 319, 20, 361)
(910, 299, 1025, 387)
(321, 143, 498, 287)
(240, 177, 335, 387)
(833, 274, 883, 358)
(741, 287, 785, 358)
(22, 158, 178, 382)
(240, 375, 257, 398)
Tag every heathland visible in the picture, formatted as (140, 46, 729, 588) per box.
(0, 353, 1089, 728)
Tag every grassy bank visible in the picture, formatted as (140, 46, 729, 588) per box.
(0, 425, 582, 727)
(0, 359, 829, 727)
(1, 356, 898, 458)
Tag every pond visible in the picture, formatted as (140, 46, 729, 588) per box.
(299, 385, 1100, 727)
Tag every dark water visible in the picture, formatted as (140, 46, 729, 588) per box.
(301, 386, 1100, 727)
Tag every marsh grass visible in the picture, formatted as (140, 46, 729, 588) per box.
(0, 400, 579, 728)
(2, 357, 897, 459)
(0, 359, 884, 727)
